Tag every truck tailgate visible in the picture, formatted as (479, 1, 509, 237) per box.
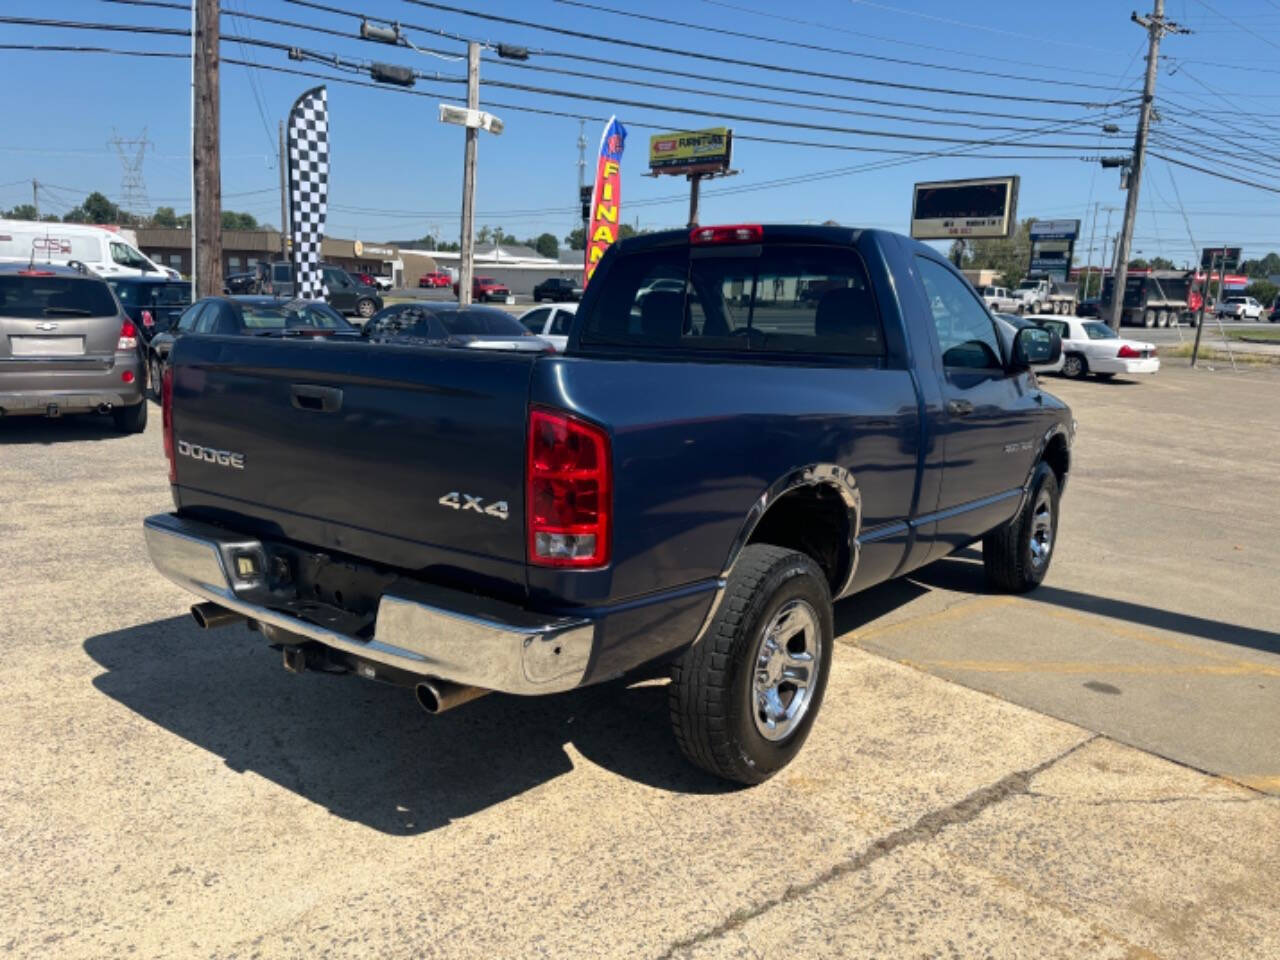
(170, 336, 534, 593)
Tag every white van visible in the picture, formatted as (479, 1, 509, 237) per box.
(0, 220, 178, 279)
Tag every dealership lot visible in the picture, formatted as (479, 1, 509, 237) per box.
(0, 361, 1277, 957)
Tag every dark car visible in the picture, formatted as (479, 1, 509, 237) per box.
(223, 272, 257, 295)
(364, 302, 552, 352)
(1075, 297, 1101, 318)
(0, 263, 147, 431)
(320, 264, 382, 318)
(107, 276, 192, 346)
(147, 296, 357, 391)
(145, 223, 1071, 785)
(532, 277, 583, 302)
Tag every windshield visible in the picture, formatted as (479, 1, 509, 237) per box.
(109, 241, 153, 270)
(1016, 280, 1039, 290)
(240, 301, 350, 330)
(0, 275, 117, 318)
(1083, 321, 1118, 340)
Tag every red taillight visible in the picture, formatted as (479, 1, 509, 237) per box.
(161, 366, 175, 484)
(121, 370, 135, 384)
(117, 320, 138, 351)
(1117, 344, 1141, 358)
(17, 269, 56, 277)
(526, 409, 611, 568)
(689, 224, 763, 245)
(141, 309, 154, 328)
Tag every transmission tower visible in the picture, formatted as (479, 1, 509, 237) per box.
(108, 128, 153, 220)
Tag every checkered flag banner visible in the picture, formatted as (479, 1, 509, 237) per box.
(287, 86, 330, 300)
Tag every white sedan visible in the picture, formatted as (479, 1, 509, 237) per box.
(517, 302, 577, 352)
(1035, 316, 1159, 379)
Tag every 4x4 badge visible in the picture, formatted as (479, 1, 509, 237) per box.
(438, 491, 509, 520)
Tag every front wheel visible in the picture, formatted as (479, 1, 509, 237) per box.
(356, 298, 376, 319)
(669, 544, 833, 785)
(983, 461, 1060, 593)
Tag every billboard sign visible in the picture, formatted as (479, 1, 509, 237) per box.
(910, 176, 1019, 240)
(649, 127, 732, 174)
(1200, 246, 1242, 270)
(1029, 219, 1080, 240)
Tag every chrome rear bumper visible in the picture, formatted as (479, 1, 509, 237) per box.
(143, 513, 594, 694)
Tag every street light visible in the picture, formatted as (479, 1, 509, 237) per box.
(438, 104, 504, 136)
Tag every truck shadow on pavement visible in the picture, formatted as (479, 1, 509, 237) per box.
(905, 548, 1280, 656)
(84, 615, 734, 837)
(0, 415, 132, 445)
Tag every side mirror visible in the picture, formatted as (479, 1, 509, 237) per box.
(1011, 325, 1060, 372)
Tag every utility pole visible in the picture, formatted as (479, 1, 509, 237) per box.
(278, 119, 288, 263)
(193, 0, 222, 297)
(1108, 0, 1189, 331)
(1082, 202, 1099, 298)
(32, 179, 38, 221)
(458, 41, 480, 307)
(1190, 251, 1214, 367)
(688, 173, 703, 228)
(577, 119, 588, 244)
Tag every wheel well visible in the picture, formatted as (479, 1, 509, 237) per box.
(1043, 434, 1070, 488)
(746, 484, 853, 594)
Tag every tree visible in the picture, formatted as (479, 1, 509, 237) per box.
(532, 232, 559, 259)
(3, 204, 38, 221)
(476, 225, 492, 244)
(221, 211, 258, 230)
(152, 206, 179, 228)
(1148, 256, 1176, 271)
(1245, 280, 1278, 307)
(1127, 257, 1149, 270)
(564, 227, 585, 250)
(40, 214, 60, 223)
(1241, 252, 1280, 279)
(80, 192, 119, 224)
(957, 217, 1034, 288)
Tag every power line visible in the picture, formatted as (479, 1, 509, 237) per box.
(1187, 0, 1280, 50)
(549, 0, 1127, 92)
(222, 0, 281, 161)
(397, 0, 1129, 106)
(1150, 151, 1280, 195)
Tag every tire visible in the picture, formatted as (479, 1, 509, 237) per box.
(148, 355, 163, 403)
(669, 544, 833, 785)
(1157, 310, 1169, 328)
(1061, 352, 1087, 379)
(112, 399, 148, 434)
(356, 298, 376, 319)
(983, 461, 1060, 593)
(1143, 309, 1156, 328)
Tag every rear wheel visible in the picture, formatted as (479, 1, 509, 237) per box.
(1143, 309, 1156, 328)
(112, 400, 148, 434)
(356, 298, 376, 319)
(1157, 310, 1169, 328)
(669, 544, 833, 785)
(983, 462, 1059, 593)
(148, 355, 163, 402)
(1061, 352, 1087, 379)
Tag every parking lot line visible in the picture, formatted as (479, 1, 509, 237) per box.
(898, 658, 1280, 678)
(837, 594, 1018, 645)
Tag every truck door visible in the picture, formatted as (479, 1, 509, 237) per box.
(914, 257, 1042, 554)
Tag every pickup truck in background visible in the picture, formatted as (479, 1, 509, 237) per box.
(1012, 277, 1077, 316)
(1215, 296, 1265, 321)
(145, 224, 1072, 784)
(980, 285, 1021, 314)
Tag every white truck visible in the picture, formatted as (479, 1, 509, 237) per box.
(979, 284, 1021, 314)
(0, 219, 177, 279)
(1215, 296, 1264, 321)
(1012, 277, 1077, 315)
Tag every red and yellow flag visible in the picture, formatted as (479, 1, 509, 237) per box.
(584, 116, 627, 288)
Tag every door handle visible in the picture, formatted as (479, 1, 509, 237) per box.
(946, 399, 975, 416)
(290, 383, 343, 413)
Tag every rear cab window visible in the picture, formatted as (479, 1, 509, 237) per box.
(0, 275, 117, 318)
(578, 242, 886, 360)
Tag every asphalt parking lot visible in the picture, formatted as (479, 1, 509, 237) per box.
(1, 359, 1277, 958)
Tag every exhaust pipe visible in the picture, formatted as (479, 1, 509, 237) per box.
(191, 602, 245, 630)
(415, 678, 490, 715)
(96, 402, 112, 414)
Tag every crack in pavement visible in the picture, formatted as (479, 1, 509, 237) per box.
(655, 734, 1101, 960)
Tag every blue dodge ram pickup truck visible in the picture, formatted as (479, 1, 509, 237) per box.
(145, 224, 1071, 784)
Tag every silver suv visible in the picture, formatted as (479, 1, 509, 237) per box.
(0, 263, 147, 432)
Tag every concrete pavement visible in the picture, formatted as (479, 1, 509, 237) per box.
(0, 359, 1277, 958)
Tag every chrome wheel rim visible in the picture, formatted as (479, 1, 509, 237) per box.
(751, 598, 821, 742)
(1028, 488, 1054, 570)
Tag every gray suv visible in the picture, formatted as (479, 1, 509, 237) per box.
(0, 263, 147, 432)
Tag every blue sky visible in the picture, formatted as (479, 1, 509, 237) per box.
(2, 0, 1278, 264)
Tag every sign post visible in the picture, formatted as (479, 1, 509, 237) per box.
(647, 127, 737, 228)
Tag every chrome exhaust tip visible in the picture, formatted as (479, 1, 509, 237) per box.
(190, 602, 245, 630)
(96, 402, 112, 414)
(414, 679, 489, 715)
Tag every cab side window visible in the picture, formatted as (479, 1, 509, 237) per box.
(549, 309, 574, 336)
(916, 258, 1004, 371)
(521, 307, 551, 334)
(176, 303, 204, 332)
